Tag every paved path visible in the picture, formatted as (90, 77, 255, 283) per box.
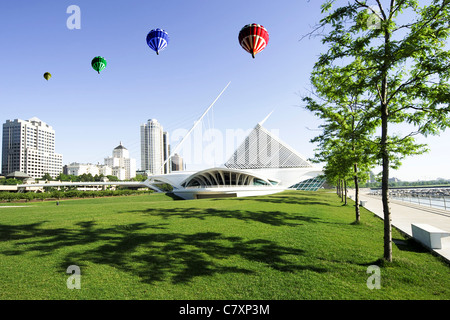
(348, 189, 450, 263)
(0, 205, 33, 208)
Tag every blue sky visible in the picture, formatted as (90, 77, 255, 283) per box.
(0, 0, 449, 181)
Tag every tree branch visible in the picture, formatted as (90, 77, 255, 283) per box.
(375, 0, 387, 20)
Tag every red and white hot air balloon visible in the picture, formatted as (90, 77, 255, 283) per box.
(238, 23, 269, 58)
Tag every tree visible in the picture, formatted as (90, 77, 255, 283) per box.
(56, 173, 71, 181)
(79, 173, 95, 182)
(131, 174, 147, 182)
(107, 175, 119, 182)
(94, 174, 105, 182)
(0, 178, 21, 185)
(303, 62, 379, 222)
(324, 147, 351, 205)
(41, 173, 53, 181)
(311, 131, 374, 219)
(309, 0, 450, 261)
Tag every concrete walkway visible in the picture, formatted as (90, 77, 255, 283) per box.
(348, 189, 450, 263)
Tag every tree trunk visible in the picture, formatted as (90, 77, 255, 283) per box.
(344, 180, 347, 205)
(381, 103, 392, 262)
(381, 26, 393, 262)
(351, 114, 360, 222)
(337, 179, 340, 197)
(354, 163, 360, 222)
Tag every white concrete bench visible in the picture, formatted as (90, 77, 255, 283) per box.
(411, 223, 450, 249)
(360, 200, 367, 207)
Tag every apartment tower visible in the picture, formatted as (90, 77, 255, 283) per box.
(1, 117, 63, 178)
(140, 119, 170, 175)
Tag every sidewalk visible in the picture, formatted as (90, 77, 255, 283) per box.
(348, 189, 450, 263)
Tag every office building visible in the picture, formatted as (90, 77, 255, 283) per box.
(104, 142, 136, 180)
(66, 163, 112, 177)
(2, 117, 63, 178)
(140, 119, 169, 175)
(171, 153, 184, 171)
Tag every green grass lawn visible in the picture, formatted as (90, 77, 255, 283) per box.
(0, 190, 449, 300)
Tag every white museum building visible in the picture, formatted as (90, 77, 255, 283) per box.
(145, 122, 323, 199)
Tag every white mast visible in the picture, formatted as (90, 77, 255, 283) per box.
(258, 110, 274, 126)
(160, 81, 231, 172)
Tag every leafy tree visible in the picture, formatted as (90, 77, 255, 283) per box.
(78, 173, 95, 182)
(94, 174, 105, 182)
(56, 173, 71, 181)
(106, 175, 119, 182)
(0, 178, 21, 185)
(309, 0, 450, 261)
(304, 60, 379, 222)
(41, 173, 53, 181)
(131, 174, 147, 182)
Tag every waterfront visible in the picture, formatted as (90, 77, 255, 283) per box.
(369, 187, 450, 211)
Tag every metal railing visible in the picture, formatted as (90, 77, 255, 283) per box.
(369, 189, 450, 211)
(391, 195, 449, 211)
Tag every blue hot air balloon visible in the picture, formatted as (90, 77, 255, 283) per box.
(146, 28, 169, 55)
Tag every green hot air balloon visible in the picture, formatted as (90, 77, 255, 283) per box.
(43, 72, 51, 81)
(91, 56, 107, 74)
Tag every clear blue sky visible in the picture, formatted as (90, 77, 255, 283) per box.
(0, 0, 448, 181)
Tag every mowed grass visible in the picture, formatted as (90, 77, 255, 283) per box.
(0, 190, 449, 300)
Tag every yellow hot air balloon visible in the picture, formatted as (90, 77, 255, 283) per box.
(43, 72, 51, 81)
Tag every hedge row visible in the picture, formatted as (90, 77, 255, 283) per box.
(0, 189, 154, 202)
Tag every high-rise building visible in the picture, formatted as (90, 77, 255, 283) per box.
(1, 117, 63, 178)
(140, 119, 170, 175)
(104, 142, 136, 180)
(171, 153, 184, 172)
(163, 131, 170, 174)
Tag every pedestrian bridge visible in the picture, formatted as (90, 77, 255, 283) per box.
(13, 180, 162, 192)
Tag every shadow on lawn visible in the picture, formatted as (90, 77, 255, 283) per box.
(222, 194, 334, 207)
(124, 207, 321, 227)
(0, 220, 327, 285)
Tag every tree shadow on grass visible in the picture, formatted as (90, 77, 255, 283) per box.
(225, 194, 334, 207)
(123, 207, 321, 227)
(0, 221, 327, 285)
(0, 221, 48, 241)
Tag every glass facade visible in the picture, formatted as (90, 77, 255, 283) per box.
(2, 123, 23, 175)
(290, 176, 326, 191)
(225, 124, 313, 170)
(181, 169, 276, 188)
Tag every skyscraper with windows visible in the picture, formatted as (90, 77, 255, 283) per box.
(171, 153, 184, 172)
(140, 119, 170, 175)
(1, 117, 63, 178)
